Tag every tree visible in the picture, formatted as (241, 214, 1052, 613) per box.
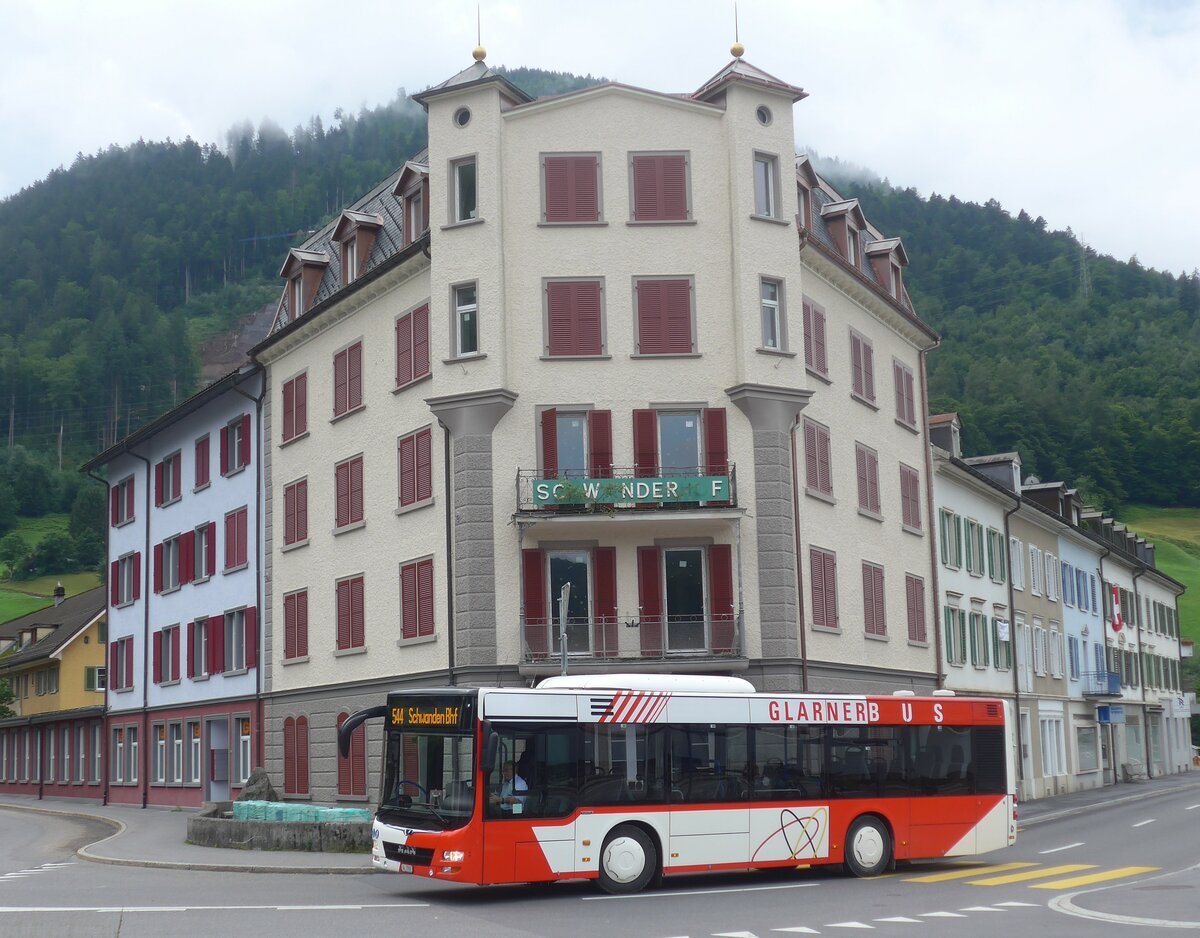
(0, 531, 28, 578)
(0, 679, 13, 719)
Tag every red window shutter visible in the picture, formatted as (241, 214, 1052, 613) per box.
(297, 591, 308, 657)
(125, 636, 134, 687)
(153, 630, 163, 684)
(415, 428, 432, 502)
(593, 546, 618, 657)
(224, 513, 236, 569)
(664, 280, 692, 353)
(110, 642, 119, 685)
(862, 565, 875, 635)
(632, 155, 660, 221)
(179, 531, 193, 585)
(894, 362, 906, 422)
(544, 155, 598, 223)
(635, 280, 663, 354)
(333, 348, 348, 416)
(297, 717, 310, 794)
(587, 410, 612, 478)
(521, 549, 547, 658)
(296, 480, 307, 541)
(349, 457, 363, 524)
(863, 341, 875, 401)
(187, 621, 195, 678)
(110, 487, 119, 526)
(195, 437, 209, 488)
(855, 446, 869, 510)
(546, 282, 573, 356)
(632, 409, 658, 477)
(154, 462, 164, 507)
(346, 344, 362, 411)
(632, 154, 687, 221)
(153, 543, 163, 593)
(804, 421, 819, 489)
(703, 408, 728, 476)
(637, 546, 663, 656)
(132, 552, 141, 600)
(399, 434, 416, 506)
(412, 305, 430, 380)
(211, 615, 225, 673)
(350, 577, 364, 647)
(395, 313, 412, 386)
(417, 559, 434, 637)
(818, 426, 832, 493)
(823, 551, 838, 628)
(867, 451, 880, 513)
(540, 408, 557, 479)
(206, 523, 216, 578)
(401, 562, 418, 640)
(813, 305, 828, 373)
(284, 484, 296, 544)
(172, 454, 182, 498)
(545, 280, 601, 356)
(295, 373, 307, 435)
(336, 580, 350, 649)
(351, 720, 365, 796)
(110, 561, 119, 605)
(810, 550, 826, 628)
(904, 370, 915, 425)
(544, 157, 569, 222)
(283, 379, 295, 441)
(219, 426, 229, 475)
(851, 334, 864, 397)
(708, 544, 735, 654)
(284, 594, 296, 660)
(126, 478, 135, 519)
(874, 566, 885, 636)
(335, 461, 350, 528)
(802, 300, 814, 368)
(244, 607, 257, 669)
(171, 626, 180, 680)
(336, 713, 350, 794)
(283, 717, 296, 793)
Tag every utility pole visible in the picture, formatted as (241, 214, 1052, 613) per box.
(1079, 242, 1092, 301)
(58, 421, 63, 470)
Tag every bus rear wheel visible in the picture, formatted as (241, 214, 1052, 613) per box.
(597, 825, 658, 894)
(844, 816, 891, 877)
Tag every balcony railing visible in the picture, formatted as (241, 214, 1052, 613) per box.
(521, 612, 743, 664)
(516, 465, 737, 513)
(1082, 670, 1122, 697)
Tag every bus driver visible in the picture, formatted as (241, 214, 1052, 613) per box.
(489, 761, 528, 812)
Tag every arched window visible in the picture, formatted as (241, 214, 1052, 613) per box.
(283, 716, 309, 795)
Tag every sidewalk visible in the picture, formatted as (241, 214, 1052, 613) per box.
(3, 771, 1198, 874)
(0, 796, 375, 874)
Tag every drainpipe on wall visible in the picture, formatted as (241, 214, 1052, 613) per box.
(1132, 565, 1149, 778)
(128, 450, 152, 809)
(918, 349, 944, 689)
(1097, 546, 1117, 787)
(232, 371, 266, 774)
(86, 468, 111, 807)
(441, 421, 455, 686)
(1002, 494, 1022, 787)
(788, 414, 808, 693)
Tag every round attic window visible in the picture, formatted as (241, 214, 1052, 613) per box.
(756, 105, 773, 126)
(453, 107, 472, 128)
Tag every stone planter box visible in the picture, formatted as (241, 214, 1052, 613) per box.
(186, 801, 371, 852)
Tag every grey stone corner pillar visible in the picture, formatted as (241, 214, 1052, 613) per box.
(426, 388, 518, 669)
(724, 383, 811, 672)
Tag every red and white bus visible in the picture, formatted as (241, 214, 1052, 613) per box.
(339, 674, 1016, 893)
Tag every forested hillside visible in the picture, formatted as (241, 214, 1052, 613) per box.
(0, 67, 1195, 516)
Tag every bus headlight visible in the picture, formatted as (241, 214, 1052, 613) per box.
(442, 850, 465, 863)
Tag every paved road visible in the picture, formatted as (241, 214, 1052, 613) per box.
(1, 785, 1198, 937)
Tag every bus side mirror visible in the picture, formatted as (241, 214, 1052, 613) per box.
(482, 731, 499, 772)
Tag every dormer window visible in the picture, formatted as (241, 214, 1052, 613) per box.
(846, 225, 859, 268)
(291, 276, 304, 316)
(891, 262, 902, 298)
(331, 211, 382, 289)
(279, 249, 329, 319)
(797, 184, 810, 229)
(343, 239, 357, 285)
(864, 238, 909, 303)
(393, 160, 430, 248)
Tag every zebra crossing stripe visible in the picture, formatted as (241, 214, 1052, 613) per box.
(1028, 866, 1159, 889)
(905, 862, 1036, 883)
(967, 864, 1096, 885)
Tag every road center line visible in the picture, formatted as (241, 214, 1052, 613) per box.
(1131, 819, 1156, 828)
(1039, 842, 1084, 854)
(1186, 805, 1200, 811)
(0, 903, 431, 914)
(583, 882, 819, 900)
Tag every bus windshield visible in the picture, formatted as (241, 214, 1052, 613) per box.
(380, 730, 477, 830)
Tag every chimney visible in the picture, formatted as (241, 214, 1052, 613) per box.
(54, 582, 66, 606)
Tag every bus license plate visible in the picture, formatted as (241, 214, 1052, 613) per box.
(400, 863, 413, 874)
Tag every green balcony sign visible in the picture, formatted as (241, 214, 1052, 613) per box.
(532, 476, 730, 506)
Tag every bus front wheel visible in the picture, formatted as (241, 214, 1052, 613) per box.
(844, 816, 891, 877)
(597, 825, 658, 894)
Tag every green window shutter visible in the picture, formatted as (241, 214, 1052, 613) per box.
(84, 668, 94, 692)
(986, 533, 994, 578)
(957, 609, 968, 665)
(998, 537, 1006, 584)
(939, 512, 949, 566)
(968, 614, 978, 665)
(955, 516, 963, 568)
(964, 524, 973, 572)
(943, 607, 954, 663)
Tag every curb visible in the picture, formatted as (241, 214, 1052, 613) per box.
(1018, 780, 1200, 829)
(0, 801, 374, 875)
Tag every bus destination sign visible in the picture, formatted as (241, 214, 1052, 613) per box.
(387, 695, 474, 732)
(532, 475, 730, 506)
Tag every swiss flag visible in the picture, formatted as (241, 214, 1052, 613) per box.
(1111, 585, 1124, 633)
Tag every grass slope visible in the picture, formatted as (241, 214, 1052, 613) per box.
(0, 591, 51, 623)
(0, 515, 100, 623)
(1120, 506, 1200, 643)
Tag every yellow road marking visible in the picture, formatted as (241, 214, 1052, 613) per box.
(1029, 866, 1160, 889)
(968, 864, 1096, 885)
(905, 862, 1038, 883)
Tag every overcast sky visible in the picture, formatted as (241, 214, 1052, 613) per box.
(2, 0, 1197, 274)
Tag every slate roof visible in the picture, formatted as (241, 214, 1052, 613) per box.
(412, 61, 533, 108)
(0, 588, 106, 670)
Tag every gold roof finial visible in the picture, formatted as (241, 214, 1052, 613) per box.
(473, 5, 486, 61)
(730, 1, 744, 58)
